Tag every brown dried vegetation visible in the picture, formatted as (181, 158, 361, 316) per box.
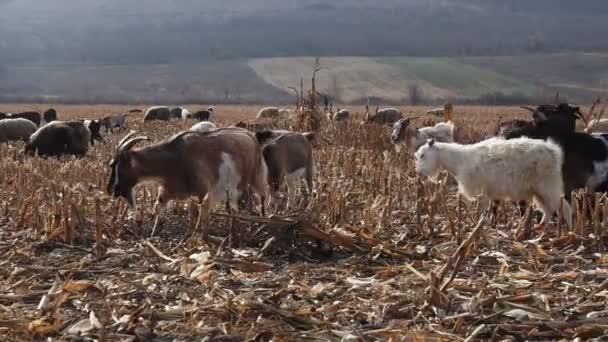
(0, 104, 607, 341)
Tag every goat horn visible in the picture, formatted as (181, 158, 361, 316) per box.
(118, 136, 149, 154)
(117, 131, 138, 149)
(520, 106, 536, 113)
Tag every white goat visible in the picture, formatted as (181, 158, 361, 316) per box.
(415, 137, 572, 227)
(190, 121, 217, 133)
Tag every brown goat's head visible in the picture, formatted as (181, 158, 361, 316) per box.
(107, 132, 150, 207)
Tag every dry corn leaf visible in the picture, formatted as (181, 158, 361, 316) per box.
(27, 318, 61, 336)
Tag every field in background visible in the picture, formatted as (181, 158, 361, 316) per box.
(2, 52, 608, 105)
(0, 104, 605, 340)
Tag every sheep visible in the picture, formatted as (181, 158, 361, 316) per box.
(332, 109, 350, 121)
(0, 118, 38, 142)
(170, 107, 190, 120)
(44, 108, 57, 122)
(256, 107, 282, 120)
(107, 128, 268, 237)
(255, 130, 314, 211)
(10, 111, 41, 126)
(143, 106, 171, 122)
(391, 104, 455, 152)
(365, 105, 402, 125)
(101, 113, 127, 133)
(585, 119, 608, 133)
(187, 107, 214, 121)
(415, 137, 572, 227)
(25, 121, 92, 157)
(190, 121, 217, 133)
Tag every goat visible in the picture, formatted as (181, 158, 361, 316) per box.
(143, 106, 171, 122)
(415, 137, 572, 227)
(255, 130, 314, 211)
(83, 119, 104, 146)
(101, 113, 127, 133)
(365, 105, 402, 125)
(25, 121, 92, 157)
(170, 107, 190, 120)
(190, 121, 217, 133)
(495, 103, 583, 138)
(0, 118, 38, 142)
(106, 128, 268, 237)
(332, 109, 350, 121)
(10, 111, 41, 126)
(391, 104, 454, 152)
(187, 107, 214, 121)
(497, 103, 607, 205)
(43, 108, 57, 123)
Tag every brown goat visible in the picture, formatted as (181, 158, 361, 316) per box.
(107, 128, 267, 237)
(255, 130, 314, 211)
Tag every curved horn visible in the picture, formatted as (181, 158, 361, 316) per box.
(117, 131, 137, 149)
(118, 136, 149, 154)
(520, 106, 536, 113)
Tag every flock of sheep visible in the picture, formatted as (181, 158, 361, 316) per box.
(4, 101, 608, 238)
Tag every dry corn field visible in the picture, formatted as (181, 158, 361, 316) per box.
(2, 104, 608, 341)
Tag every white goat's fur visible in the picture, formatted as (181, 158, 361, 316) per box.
(585, 118, 608, 133)
(415, 137, 572, 226)
(190, 121, 218, 133)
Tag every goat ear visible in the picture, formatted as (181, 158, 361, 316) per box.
(533, 111, 547, 123)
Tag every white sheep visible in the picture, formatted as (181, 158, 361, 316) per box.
(585, 118, 608, 133)
(256, 107, 282, 120)
(414, 137, 572, 227)
(190, 121, 218, 133)
(0, 118, 38, 142)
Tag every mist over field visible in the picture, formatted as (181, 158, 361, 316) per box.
(1, 0, 607, 103)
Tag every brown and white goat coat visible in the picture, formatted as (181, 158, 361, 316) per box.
(107, 128, 267, 233)
(255, 130, 314, 209)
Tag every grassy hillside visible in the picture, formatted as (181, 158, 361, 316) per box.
(1, 53, 606, 104)
(458, 53, 608, 101)
(382, 57, 539, 98)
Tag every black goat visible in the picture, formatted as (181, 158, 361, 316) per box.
(499, 104, 608, 206)
(44, 108, 58, 122)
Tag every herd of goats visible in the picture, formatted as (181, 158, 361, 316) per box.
(2, 102, 608, 237)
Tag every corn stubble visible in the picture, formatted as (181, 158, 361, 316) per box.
(0, 104, 606, 340)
